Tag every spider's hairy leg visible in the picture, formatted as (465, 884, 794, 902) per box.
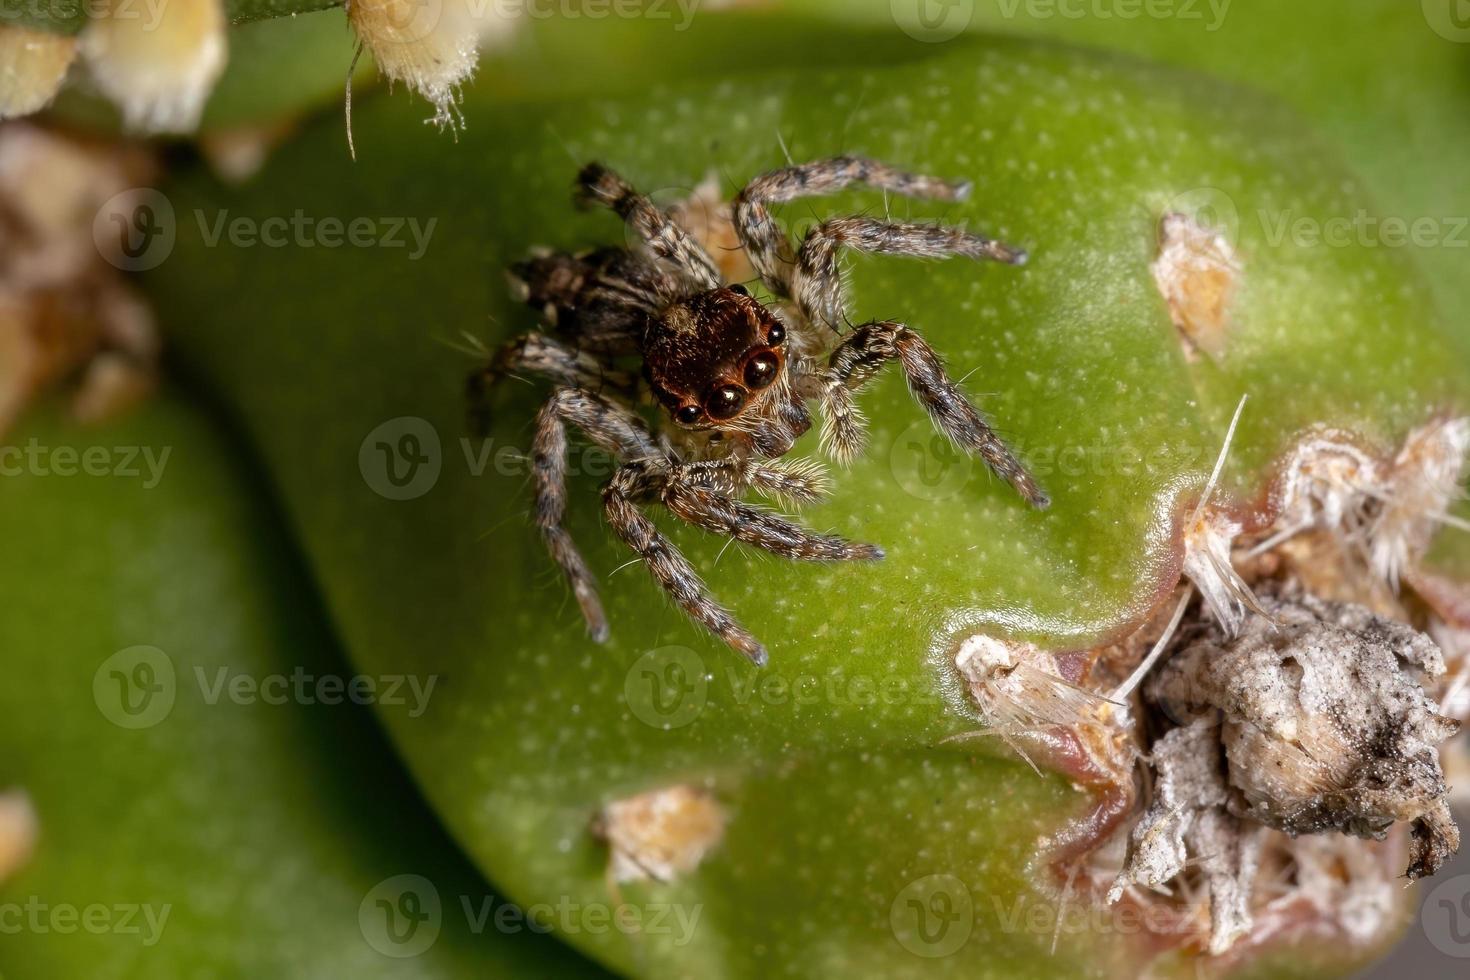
(531, 388, 662, 643)
(674, 456, 832, 509)
(603, 462, 768, 666)
(794, 216, 1027, 331)
(733, 156, 974, 297)
(468, 333, 634, 437)
(662, 479, 884, 562)
(574, 162, 723, 291)
(821, 320, 1050, 508)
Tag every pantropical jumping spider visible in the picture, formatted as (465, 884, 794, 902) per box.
(472, 157, 1047, 665)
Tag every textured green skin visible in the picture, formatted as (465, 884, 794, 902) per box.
(794, 0, 1470, 334)
(145, 30, 1464, 977)
(0, 398, 605, 978)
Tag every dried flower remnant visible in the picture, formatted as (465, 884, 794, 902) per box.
(955, 635, 1111, 737)
(1368, 417, 1470, 590)
(347, 0, 520, 139)
(1105, 714, 1268, 955)
(1148, 586, 1460, 880)
(198, 122, 297, 184)
(597, 785, 725, 884)
(0, 25, 77, 120)
(0, 124, 159, 434)
(1152, 212, 1241, 362)
(79, 0, 226, 134)
(0, 790, 37, 883)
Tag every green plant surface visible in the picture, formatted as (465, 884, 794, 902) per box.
(791, 0, 1470, 341)
(0, 396, 606, 978)
(146, 25, 1464, 977)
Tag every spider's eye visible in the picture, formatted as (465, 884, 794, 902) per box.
(729, 283, 750, 296)
(743, 352, 780, 390)
(706, 385, 746, 421)
(766, 321, 785, 346)
(675, 405, 701, 425)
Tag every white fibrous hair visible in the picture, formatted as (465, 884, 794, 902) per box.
(348, 0, 521, 131)
(1368, 417, 1470, 590)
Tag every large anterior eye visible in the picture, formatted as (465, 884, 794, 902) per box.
(705, 385, 746, 420)
(743, 352, 779, 390)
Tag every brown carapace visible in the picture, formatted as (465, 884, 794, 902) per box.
(470, 157, 1046, 665)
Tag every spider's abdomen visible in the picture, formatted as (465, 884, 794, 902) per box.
(511, 247, 660, 339)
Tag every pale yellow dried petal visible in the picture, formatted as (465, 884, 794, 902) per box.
(80, 0, 226, 134)
(0, 24, 77, 120)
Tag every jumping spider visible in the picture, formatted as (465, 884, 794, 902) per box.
(471, 157, 1048, 665)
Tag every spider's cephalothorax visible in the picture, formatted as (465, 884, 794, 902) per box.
(471, 157, 1048, 665)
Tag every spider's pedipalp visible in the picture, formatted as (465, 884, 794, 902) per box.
(793, 216, 1027, 331)
(575, 162, 723, 291)
(604, 462, 768, 665)
(733, 155, 974, 298)
(823, 320, 1049, 508)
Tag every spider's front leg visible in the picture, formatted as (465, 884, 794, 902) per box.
(821, 320, 1050, 509)
(793, 216, 1027, 332)
(603, 461, 768, 665)
(575, 163, 724, 291)
(532, 387, 662, 643)
(734, 156, 975, 298)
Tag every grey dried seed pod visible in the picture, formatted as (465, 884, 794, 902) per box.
(1147, 584, 1461, 880)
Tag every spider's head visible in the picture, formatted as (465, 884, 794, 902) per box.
(646, 285, 809, 458)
